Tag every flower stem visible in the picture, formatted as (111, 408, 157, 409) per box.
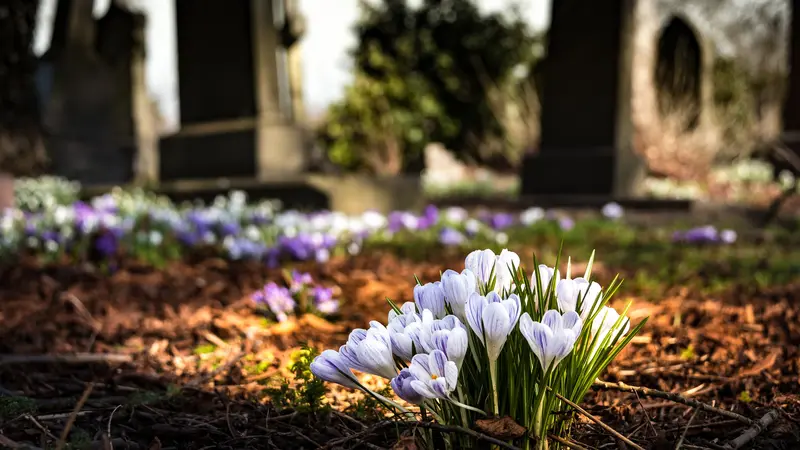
(489, 360, 499, 416)
(448, 397, 487, 416)
(456, 386, 470, 427)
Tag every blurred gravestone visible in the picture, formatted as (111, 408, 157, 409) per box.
(41, 0, 144, 186)
(159, 0, 307, 181)
(423, 143, 468, 185)
(781, 1, 800, 175)
(521, 0, 645, 197)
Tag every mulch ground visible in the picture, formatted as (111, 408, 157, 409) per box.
(0, 250, 798, 449)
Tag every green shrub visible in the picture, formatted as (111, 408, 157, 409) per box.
(319, 0, 541, 173)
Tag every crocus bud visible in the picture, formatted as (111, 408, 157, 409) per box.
(391, 368, 425, 404)
(414, 282, 446, 319)
(440, 268, 477, 320)
(310, 350, 360, 389)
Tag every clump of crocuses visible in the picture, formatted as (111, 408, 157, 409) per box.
(311, 248, 645, 449)
(252, 270, 340, 322)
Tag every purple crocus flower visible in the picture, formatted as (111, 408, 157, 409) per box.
(558, 217, 575, 231)
(312, 286, 339, 314)
(489, 213, 515, 231)
(252, 282, 296, 322)
(674, 225, 718, 244)
(417, 205, 439, 230)
(94, 227, 123, 257)
(439, 227, 465, 246)
(290, 270, 314, 293)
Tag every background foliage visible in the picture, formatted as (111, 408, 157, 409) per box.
(319, 0, 542, 174)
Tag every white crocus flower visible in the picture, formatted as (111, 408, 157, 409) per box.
(519, 310, 582, 371)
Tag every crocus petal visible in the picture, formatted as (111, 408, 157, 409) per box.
(445, 327, 468, 368)
(390, 332, 414, 361)
(444, 360, 458, 389)
(310, 350, 360, 389)
(391, 369, 424, 404)
(465, 249, 496, 285)
(428, 350, 449, 378)
(482, 302, 511, 362)
(410, 379, 440, 399)
(466, 292, 486, 344)
(409, 354, 431, 381)
(562, 310, 582, 335)
(356, 338, 397, 379)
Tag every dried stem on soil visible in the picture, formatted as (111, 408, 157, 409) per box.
(722, 410, 780, 449)
(548, 434, 589, 450)
(593, 380, 754, 425)
(0, 353, 132, 366)
(320, 420, 522, 450)
(549, 389, 644, 450)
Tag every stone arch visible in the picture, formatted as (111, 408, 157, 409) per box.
(654, 15, 703, 130)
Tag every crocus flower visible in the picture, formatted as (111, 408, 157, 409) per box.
(310, 349, 361, 389)
(519, 310, 582, 371)
(720, 229, 737, 244)
(531, 264, 560, 301)
(466, 292, 521, 362)
(408, 350, 458, 400)
(418, 311, 469, 368)
(388, 312, 423, 361)
(313, 286, 339, 315)
(591, 306, 630, 348)
(519, 207, 545, 226)
(253, 282, 296, 322)
(495, 249, 521, 293)
(339, 322, 397, 379)
(290, 270, 314, 293)
(556, 277, 603, 319)
(489, 213, 515, 231)
(440, 268, 477, 321)
(465, 248, 520, 293)
(439, 227, 465, 246)
(465, 249, 496, 286)
(391, 368, 426, 404)
(558, 217, 575, 231)
(601, 202, 624, 220)
(414, 282, 446, 319)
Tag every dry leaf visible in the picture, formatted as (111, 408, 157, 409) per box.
(474, 416, 526, 440)
(391, 435, 418, 450)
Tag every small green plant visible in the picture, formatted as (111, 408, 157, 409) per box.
(64, 428, 93, 450)
(680, 344, 696, 360)
(738, 390, 752, 403)
(347, 386, 394, 420)
(267, 346, 328, 413)
(193, 343, 217, 355)
(0, 396, 37, 420)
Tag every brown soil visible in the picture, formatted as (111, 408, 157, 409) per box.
(0, 251, 798, 449)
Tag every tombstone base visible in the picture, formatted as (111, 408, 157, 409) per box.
(521, 148, 614, 196)
(256, 124, 307, 178)
(522, 147, 645, 197)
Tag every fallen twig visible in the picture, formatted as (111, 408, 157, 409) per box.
(722, 409, 780, 449)
(593, 380, 754, 425)
(675, 408, 700, 450)
(319, 420, 521, 450)
(0, 353, 132, 366)
(550, 389, 644, 450)
(55, 382, 94, 450)
(548, 434, 589, 450)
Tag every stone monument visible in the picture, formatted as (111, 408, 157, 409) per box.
(159, 0, 307, 182)
(521, 0, 646, 197)
(41, 0, 145, 186)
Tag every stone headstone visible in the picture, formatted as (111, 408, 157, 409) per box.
(159, 0, 307, 182)
(41, 0, 142, 186)
(521, 0, 646, 197)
